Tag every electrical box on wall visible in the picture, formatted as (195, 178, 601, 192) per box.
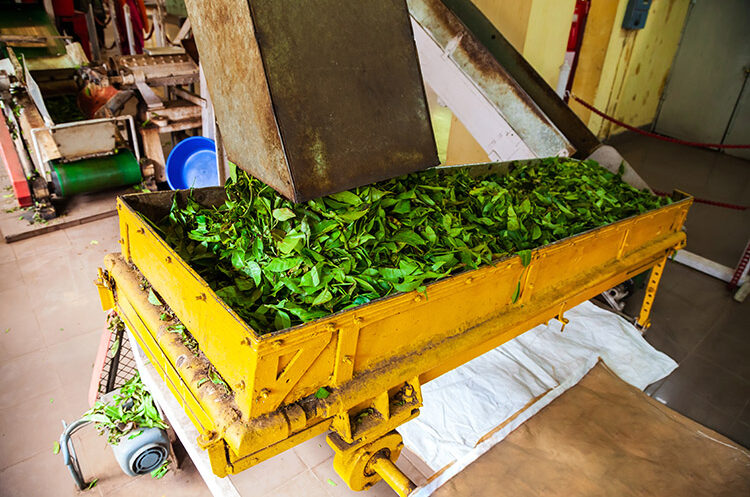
(622, 0, 652, 30)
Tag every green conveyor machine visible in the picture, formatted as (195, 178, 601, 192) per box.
(0, 3, 142, 216)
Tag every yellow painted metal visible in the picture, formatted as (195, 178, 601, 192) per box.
(328, 430, 411, 492)
(368, 454, 417, 497)
(95, 268, 114, 311)
(99, 175, 692, 493)
(637, 255, 668, 329)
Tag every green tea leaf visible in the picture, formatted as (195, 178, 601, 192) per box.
(315, 387, 330, 399)
(244, 260, 262, 285)
(53, 441, 60, 454)
(517, 249, 532, 267)
(272, 207, 296, 221)
(147, 289, 160, 306)
(265, 257, 303, 272)
(329, 191, 362, 206)
(159, 158, 668, 334)
(312, 288, 333, 306)
(511, 280, 521, 303)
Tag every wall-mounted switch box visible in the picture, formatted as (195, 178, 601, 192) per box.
(623, 0, 653, 30)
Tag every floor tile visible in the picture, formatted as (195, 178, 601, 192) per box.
(311, 457, 397, 497)
(46, 329, 102, 417)
(293, 433, 335, 470)
(35, 296, 108, 347)
(0, 348, 62, 410)
(230, 448, 308, 496)
(16, 253, 86, 302)
(263, 470, 331, 497)
(0, 287, 44, 362)
(0, 388, 67, 470)
(10, 230, 71, 260)
(63, 217, 121, 249)
(723, 420, 750, 450)
(652, 354, 749, 424)
(695, 328, 750, 382)
(90, 457, 211, 497)
(0, 261, 24, 293)
(0, 240, 15, 263)
(0, 442, 78, 497)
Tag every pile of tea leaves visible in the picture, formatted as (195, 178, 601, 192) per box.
(156, 158, 669, 333)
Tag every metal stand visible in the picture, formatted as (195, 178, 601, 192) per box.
(637, 256, 668, 329)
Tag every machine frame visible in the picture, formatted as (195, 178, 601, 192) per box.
(96, 162, 691, 496)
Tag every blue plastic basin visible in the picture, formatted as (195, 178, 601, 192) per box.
(165, 137, 218, 190)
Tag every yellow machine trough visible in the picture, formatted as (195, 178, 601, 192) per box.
(97, 162, 692, 495)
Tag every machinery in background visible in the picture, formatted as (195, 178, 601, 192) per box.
(0, 3, 202, 220)
(80, 47, 203, 185)
(0, 3, 147, 219)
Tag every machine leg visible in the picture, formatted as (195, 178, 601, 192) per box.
(637, 256, 668, 330)
(328, 430, 416, 496)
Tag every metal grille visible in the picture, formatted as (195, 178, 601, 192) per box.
(96, 321, 137, 400)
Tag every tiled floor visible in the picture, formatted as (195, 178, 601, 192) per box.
(0, 132, 748, 495)
(610, 131, 750, 448)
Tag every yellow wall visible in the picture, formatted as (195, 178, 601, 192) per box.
(523, 0, 577, 88)
(571, 0, 691, 139)
(605, 0, 691, 136)
(470, 0, 532, 52)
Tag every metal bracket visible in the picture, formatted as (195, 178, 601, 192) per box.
(637, 255, 668, 330)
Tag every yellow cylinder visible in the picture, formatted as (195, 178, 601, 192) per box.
(369, 454, 416, 497)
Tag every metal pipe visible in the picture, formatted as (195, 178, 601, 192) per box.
(123, 4, 136, 55)
(86, 4, 102, 62)
(368, 454, 416, 497)
(107, 0, 122, 55)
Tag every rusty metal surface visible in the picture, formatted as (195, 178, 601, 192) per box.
(185, 0, 438, 202)
(248, 0, 437, 201)
(437, 0, 601, 158)
(184, 0, 293, 198)
(409, 0, 574, 158)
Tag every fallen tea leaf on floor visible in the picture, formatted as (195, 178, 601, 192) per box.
(52, 441, 60, 454)
(87, 479, 98, 489)
(3, 328, 9, 334)
(90, 240, 99, 245)
(327, 479, 337, 487)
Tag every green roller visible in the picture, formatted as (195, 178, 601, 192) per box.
(51, 150, 142, 197)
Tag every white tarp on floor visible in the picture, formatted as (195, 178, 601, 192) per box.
(400, 301, 677, 485)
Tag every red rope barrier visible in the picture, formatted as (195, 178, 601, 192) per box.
(568, 93, 750, 150)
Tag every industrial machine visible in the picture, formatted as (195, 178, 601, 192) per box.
(0, 3, 146, 218)
(0, 3, 201, 220)
(94, 1, 693, 495)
